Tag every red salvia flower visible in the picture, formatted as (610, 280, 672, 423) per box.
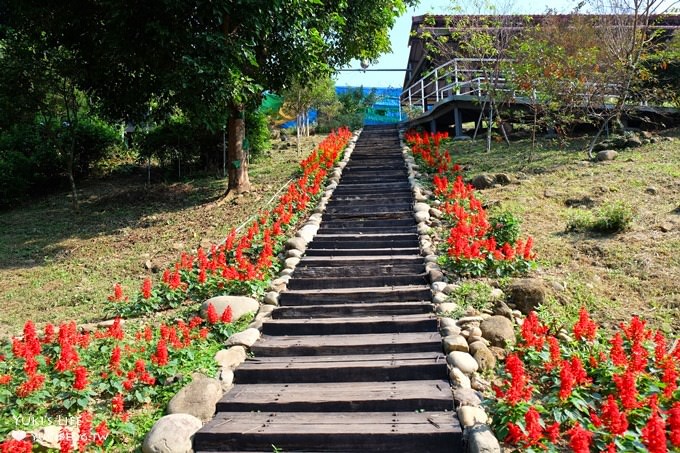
(111, 393, 124, 414)
(613, 369, 638, 410)
(0, 439, 33, 453)
(43, 323, 56, 343)
(629, 340, 649, 374)
(505, 422, 525, 444)
(568, 423, 593, 453)
(601, 394, 628, 436)
(545, 422, 560, 443)
(590, 411, 603, 428)
(668, 401, 680, 447)
(221, 305, 233, 324)
(661, 356, 678, 398)
(59, 426, 73, 453)
(107, 317, 124, 341)
(107, 283, 128, 302)
(641, 396, 667, 453)
(109, 345, 121, 372)
(152, 338, 169, 366)
(16, 373, 45, 398)
(73, 366, 88, 391)
(78, 410, 92, 452)
(573, 307, 597, 341)
(206, 303, 218, 324)
(559, 359, 575, 401)
(524, 406, 544, 446)
(94, 420, 109, 446)
(502, 353, 533, 405)
(570, 356, 590, 385)
(0, 375, 11, 385)
(610, 332, 627, 367)
(521, 312, 548, 350)
(141, 278, 153, 299)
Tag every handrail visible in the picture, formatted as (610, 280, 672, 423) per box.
(400, 57, 631, 121)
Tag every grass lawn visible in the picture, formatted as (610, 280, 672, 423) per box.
(0, 135, 325, 338)
(443, 128, 680, 333)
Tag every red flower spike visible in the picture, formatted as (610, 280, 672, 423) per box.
(573, 307, 597, 341)
(73, 366, 88, 391)
(94, 420, 109, 447)
(112, 393, 125, 414)
(610, 332, 627, 367)
(221, 306, 233, 324)
(59, 425, 73, 453)
(141, 278, 153, 299)
(0, 439, 33, 453)
(669, 402, 680, 447)
(559, 360, 575, 401)
(206, 303, 218, 324)
(78, 410, 92, 452)
(568, 423, 593, 453)
(545, 422, 560, 443)
(505, 422, 525, 445)
(641, 400, 668, 453)
(524, 406, 544, 446)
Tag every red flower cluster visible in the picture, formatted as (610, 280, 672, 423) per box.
(404, 130, 535, 275)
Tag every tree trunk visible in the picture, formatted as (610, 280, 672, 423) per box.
(227, 104, 251, 194)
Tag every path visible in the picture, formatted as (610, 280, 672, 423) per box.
(194, 125, 462, 452)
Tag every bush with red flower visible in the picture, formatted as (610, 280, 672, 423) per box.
(489, 307, 680, 452)
(404, 130, 536, 277)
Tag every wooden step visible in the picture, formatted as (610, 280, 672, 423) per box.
(234, 352, 447, 384)
(307, 239, 419, 250)
(292, 263, 425, 278)
(216, 380, 453, 412)
(251, 332, 442, 356)
(261, 313, 437, 336)
(286, 273, 428, 290)
(272, 301, 434, 319)
(194, 411, 461, 452)
(298, 255, 423, 268)
(278, 286, 432, 306)
(304, 247, 421, 257)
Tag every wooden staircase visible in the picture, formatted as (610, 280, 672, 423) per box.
(194, 125, 463, 452)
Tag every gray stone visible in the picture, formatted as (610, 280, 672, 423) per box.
(279, 268, 294, 277)
(414, 202, 430, 212)
(284, 257, 300, 269)
(457, 316, 485, 325)
(597, 150, 619, 161)
(645, 186, 659, 195)
(256, 304, 276, 320)
(428, 269, 445, 283)
(432, 292, 448, 304)
(471, 374, 491, 392)
(468, 341, 489, 356)
(468, 326, 482, 338)
(441, 326, 462, 337)
(495, 173, 512, 185)
(471, 174, 496, 190)
(480, 316, 515, 348)
(226, 328, 260, 347)
(507, 279, 545, 314)
(491, 301, 513, 319)
(625, 135, 643, 148)
(439, 317, 458, 329)
(414, 211, 430, 223)
(263, 291, 279, 306)
(467, 336, 488, 346)
(473, 346, 497, 372)
(431, 281, 447, 293)
(468, 424, 502, 453)
(436, 303, 459, 314)
(453, 387, 482, 407)
(297, 224, 318, 243)
(217, 367, 234, 391)
(457, 406, 488, 427)
(442, 335, 469, 353)
(429, 207, 443, 219)
(447, 351, 479, 375)
(142, 414, 203, 453)
(201, 296, 259, 323)
(416, 222, 429, 234)
(285, 236, 307, 251)
(424, 254, 438, 264)
(489, 288, 504, 300)
(286, 248, 303, 259)
(167, 376, 222, 422)
(33, 425, 66, 450)
(214, 346, 247, 370)
(449, 366, 471, 389)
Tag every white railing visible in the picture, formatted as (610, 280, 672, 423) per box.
(400, 57, 629, 120)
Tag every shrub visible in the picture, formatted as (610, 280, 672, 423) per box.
(566, 201, 634, 233)
(246, 110, 272, 160)
(488, 210, 522, 246)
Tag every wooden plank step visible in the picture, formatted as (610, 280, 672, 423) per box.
(320, 212, 413, 221)
(216, 380, 453, 412)
(194, 411, 461, 452)
(278, 286, 431, 306)
(311, 232, 417, 240)
(286, 273, 428, 290)
(251, 332, 441, 356)
(234, 352, 447, 383)
(306, 238, 419, 250)
(298, 255, 423, 267)
(272, 301, 433, 319)
(329, 196, 413, 205)
(318, 226, 417, 235)
(325, 205, 412, 215)
(261, 313, 437, 335)
(291, 264, 425, 278)
(304, 247, 421, 257)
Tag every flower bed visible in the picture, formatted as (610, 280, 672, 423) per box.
(404, 130, 535, 277)
(0, 127, 352, 451)
(491, 309, 680, 452)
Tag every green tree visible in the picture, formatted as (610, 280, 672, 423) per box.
(282, 76, 337, 153)
(5, 0, 416, 196)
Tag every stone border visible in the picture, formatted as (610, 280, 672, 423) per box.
(141, 130, 362, 453)
(399, 130, 503, 453)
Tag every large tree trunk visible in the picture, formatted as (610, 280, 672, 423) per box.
(227, 104, 251, 194)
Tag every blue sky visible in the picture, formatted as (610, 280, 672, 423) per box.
(333, 0, 585, 89)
